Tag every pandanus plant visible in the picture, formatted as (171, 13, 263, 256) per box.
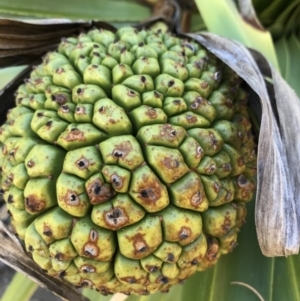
(0, 0, 300, 300)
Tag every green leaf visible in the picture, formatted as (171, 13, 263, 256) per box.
(258, 0, 294, 26)
(283, 34, 300, 97)
(0, 272, 38, 301)
(267, 1, 300, 38)
(276, 37, 290, 78)
(190, 13, 206, 32)
(195, 0, 280, 71)
(251, 0, 274, 13)
(285, 3, 300, 33)
(272, 0, 300, 24)
(0, 66, 26, 90)
(0, 0, 150, 21)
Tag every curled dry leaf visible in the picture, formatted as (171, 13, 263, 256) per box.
(188, 32, 300, 256)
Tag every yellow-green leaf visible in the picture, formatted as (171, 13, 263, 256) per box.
(195, 0, 280, 71)
(1, 272, 38, 301)
(0, 0, 150, 22)
(284, 34, 300, 97)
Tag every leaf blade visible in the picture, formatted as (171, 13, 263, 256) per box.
(285, 34, 300, 97)
(1, 272, 38, 301)
(195, 0, 280, 70)
(0, 0, 150, 21)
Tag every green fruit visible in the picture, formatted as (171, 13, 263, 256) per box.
(0, 25, 257, 295)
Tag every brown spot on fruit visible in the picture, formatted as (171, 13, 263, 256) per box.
(191, 258, 198, 265)
(168, 80, 175, 87)
(54, 94, 68, 105)
(65, 128, 85, 142)
(206, 237, 219, 261)
(55, 67, 65, 74)
(196, 146, 203, 159)
(154, 91, 160, 98)
(111, 174, 123, 189)
(104, 207, 128, 229)
(120, 277, 137, 284)
(201, 81, 208, 89)
(112, 141, 132, 159)
(34, 78, 44, 85)
(222, 163, 231, 172)
(81, 279, 93, 287)
(213, 182, 220, 193)
(145, 265, 158, 273)
(77, 88, 83, 95)
(145, 108, 157, 119)
(135, 240, 147, 253)
(54, 252, 64, 261)
(43, 224, 53, 237)
(225, 98, 233, 108)
(207, 164, 216, 173)
(167, 253, 174, 262)
(190, 97, 202, 109)
(128, 90, 136, 97)
(139, 290, 150, 296)
(7, 173, 14, 181)
(7, 194, 13, 204)
(238, 157, 245, 166)
(158, 276, 169, 284)
(76, 106, 86, 114)
(27, 159, 35, 168)
(127, 233, 148, 256)
(163, 157, 179, 169)
(59, 271, 66, 278)
(225, 190, 232, 200)
(160, 124, 179, 139)
(25, 195, 45, 212)
(64, 190, 80, 206)
(222, 214, 232, 233)
(97, 287, 110, 296)
(89, 229, 98, 241)
(2, 145, 7, 156)
(137, 175, 163, 207)
(76, 156, 89, 169)
(209, 132, 218, 150)
(86, 179, 114, 204)
(83, 242, 100, 258)
(80, 265, 96, 273)
(191, 191, 203, 206)
(237, 174, 248, 186)
(186, 114, 197, 123)
(178, 227, 191, 240)
(9, 148, 17, 157)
